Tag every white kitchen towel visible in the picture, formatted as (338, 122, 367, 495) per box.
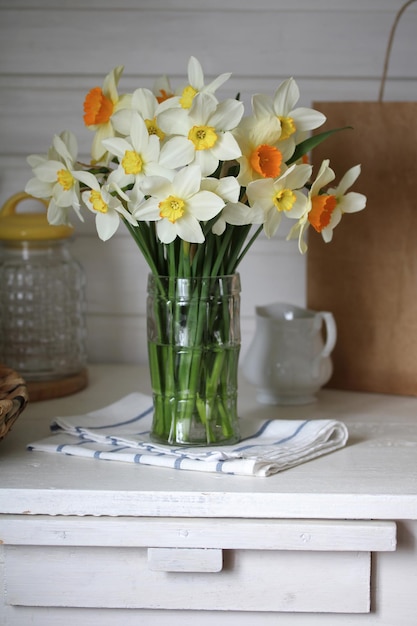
(27, 392, 348, 477)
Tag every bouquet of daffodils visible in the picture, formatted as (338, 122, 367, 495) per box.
(25, 57, 366, 446)
(25, 56, 366, 279)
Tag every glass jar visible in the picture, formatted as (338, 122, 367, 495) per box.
(0, 192, 87, 381)
(147, 273, 241, 446)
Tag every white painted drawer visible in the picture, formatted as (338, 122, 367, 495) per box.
(0, 516, 396, 614)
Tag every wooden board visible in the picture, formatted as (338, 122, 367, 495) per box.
(27, 369, 88, 402)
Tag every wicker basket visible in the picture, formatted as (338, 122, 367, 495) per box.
(0, 365, 29, 441)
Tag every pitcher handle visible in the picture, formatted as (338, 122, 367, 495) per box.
(317, 311, 337, 357)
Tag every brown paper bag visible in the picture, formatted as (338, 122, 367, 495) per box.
(307, 0, 417, 396)
(307, 101, 417, 395)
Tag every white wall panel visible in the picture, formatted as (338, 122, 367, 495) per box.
(1, 8, 416, 78)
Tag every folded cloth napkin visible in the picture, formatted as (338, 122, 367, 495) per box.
(27, 392, 348, 477)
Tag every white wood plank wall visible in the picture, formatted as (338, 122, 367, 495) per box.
(0, 0, 416, 363)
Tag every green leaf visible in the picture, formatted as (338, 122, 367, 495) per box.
(286, 126, 352, 165)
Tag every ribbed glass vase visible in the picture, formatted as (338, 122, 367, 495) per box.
(147, 273, 241, 446)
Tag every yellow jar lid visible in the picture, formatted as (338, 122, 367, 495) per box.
(0, 192, 74, 241)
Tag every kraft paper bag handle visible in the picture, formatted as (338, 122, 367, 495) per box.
(379, 0, 416, 101)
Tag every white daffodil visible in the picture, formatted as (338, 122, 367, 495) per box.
(153, 73, 176, 105)
(131, 165, 225, 244)
(25, 131, 84, 225)
(252, 78, 326, 143)
(177, 56, 232, 109)
(287, 159, 336, 253)
(112, 87, 176, 139)
(75, 171, 137, 241)
(234, 115, 294, 187)
(102, 113, 165, 190)
(158, 93, 243, 176)
(83, 66, 132, 163)
(200, 176, 263, 236)
(310, 163, 367, 243)
(246, 163, 312, 238)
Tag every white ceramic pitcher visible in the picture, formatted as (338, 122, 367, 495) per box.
(242, 303, 337, 405)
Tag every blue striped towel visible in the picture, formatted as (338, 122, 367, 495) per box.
(27, 392, 348, 477)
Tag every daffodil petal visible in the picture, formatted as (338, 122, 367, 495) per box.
(332, 164, 361, 196)
(285, 191, 309, 218)
(53, 187, 76, 208)
(132, 197, 161, 221)
(52, 134, 75, 166)
(251, 93, 274, 119)
(212, 215, 226, 236)
(27, 154, 47, 168)
(157, 107, 190, 135)
(246, 178, 275, 209)
(264, 209, 282, 238)
(172, 165, 202, 198)
(132, 87, 158, 118)
(141, 175, 174, 199)
(59, 131, 78, 161)
(211, 132, 242, 161)
(187, 190, 224, 220)
(91, 123, 114, 162)
(111, 109, 133, 136)
(25, 178, 53, 198)
(193, 150, 219, 177)
(73, 170, 100, 190)
(205, 72, 232, 94)
(157, 219, 177, 244)
(130, 113, 150, 152)
(159, 136, 194, 169)
(34, 161, 66, 183)
(273, 77, 300, 115)
(101, 137, 131, 159)
(223, 202, 264, 226)
(103, 66, 123, 102)
(291, 107, 326, 132)
(338, 191, 367, 214)
(282, 163, 312, 189)
(312, 159, 335, 194)
(115, 204, 138, 226)
(46, 200, 67, 225)
(213, 176, 240, 203)
(176, 213, 205, 243)
(187, 56, 204, 90)
(209, 99, 244, 130)
(141, 134, 161, 163)
(95, 210, 120, 241)
(190, 93, 217, 123)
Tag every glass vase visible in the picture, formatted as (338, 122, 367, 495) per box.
(147, 273, 241, 446)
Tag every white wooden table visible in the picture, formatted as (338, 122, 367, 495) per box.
(1, 364, 416, 625)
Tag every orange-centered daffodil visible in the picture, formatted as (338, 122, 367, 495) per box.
(249, 144, 283, 179)
(83, 87, 114, 126)
(308, 194, 337, 232)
